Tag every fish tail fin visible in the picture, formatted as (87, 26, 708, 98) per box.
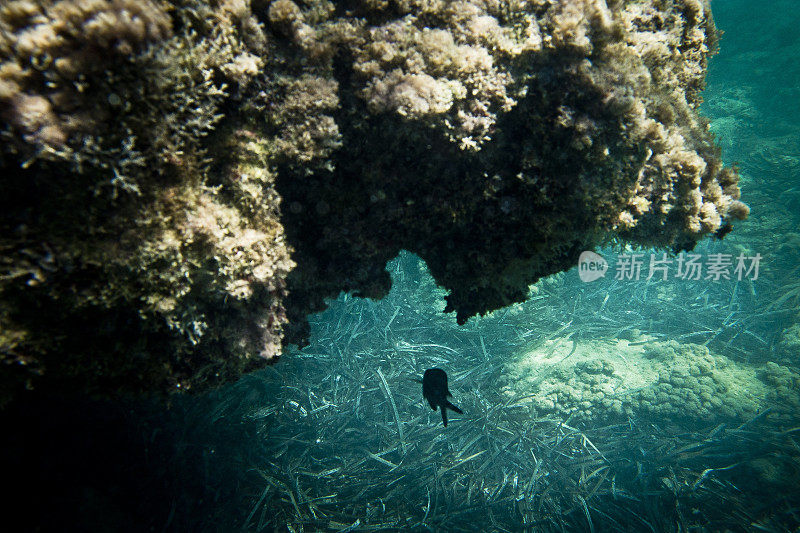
(446, 400, 463, 414)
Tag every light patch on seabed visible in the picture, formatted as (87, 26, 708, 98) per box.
(505, 336, 661, 400)
(504, 336, 800, 425)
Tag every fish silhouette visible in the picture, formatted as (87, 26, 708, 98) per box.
(422, 368, 462, 427)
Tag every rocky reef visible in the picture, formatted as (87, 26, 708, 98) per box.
(0, 0, 746, 402)
(504, 337, 800, 427)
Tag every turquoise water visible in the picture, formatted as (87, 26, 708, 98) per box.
(3, 1, 799, 531)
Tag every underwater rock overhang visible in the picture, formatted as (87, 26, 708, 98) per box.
(276, 0, 748, 327)
(0, 0, 746, 402)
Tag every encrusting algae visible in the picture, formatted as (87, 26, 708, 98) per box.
(0, 0, 747, 402)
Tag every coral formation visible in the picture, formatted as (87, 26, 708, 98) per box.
(505, 338, 800, 426)
(0, 0, 747, 402)
(635, 341, 762, 424)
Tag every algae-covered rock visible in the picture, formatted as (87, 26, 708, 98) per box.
(505, 338, 799, 427)
(0, 0, 746, 402)
(0, 0, 289, 402)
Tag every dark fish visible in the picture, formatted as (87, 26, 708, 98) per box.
(422, 368, 463, 427)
